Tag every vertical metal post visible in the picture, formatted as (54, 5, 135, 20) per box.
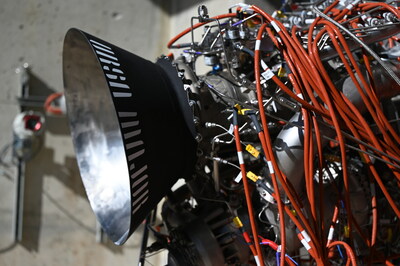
(11, 64, 30, 243)
(12, 158, 25, 242)
(138, 214, 151, 266)
(138, 207, 157, 266)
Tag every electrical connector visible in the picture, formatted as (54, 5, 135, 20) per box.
(246, 144, 260, 158)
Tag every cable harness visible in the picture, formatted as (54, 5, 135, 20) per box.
(155, 1, 400, 265)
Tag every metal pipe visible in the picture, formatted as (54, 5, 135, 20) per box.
(13, 159, 25, 242)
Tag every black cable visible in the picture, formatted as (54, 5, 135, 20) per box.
(138, 211, 154, 266)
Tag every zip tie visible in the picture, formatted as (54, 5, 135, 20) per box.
(267, 161, 274, 174)
(237, 151, 244, 165)
(270, 21, 281, 32)
(255, 40, 261, 51)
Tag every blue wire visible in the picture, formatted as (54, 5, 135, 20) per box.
(232, 20, 244, 27)
(281, 0, 287, 12)
(182, 49, 202, 55)
(260, 242, 299, 265)
(276, 252, 281, 266)
(337, 245, 344, 259)
(285, 254, 299, 266)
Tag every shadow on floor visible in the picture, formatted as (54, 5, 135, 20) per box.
(18, 69, 126, 253)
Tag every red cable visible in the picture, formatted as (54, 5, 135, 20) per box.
(167, 13, 237, 48)
(327, 241, 357, 266)
(44, 92, 63, 115)
(252, 13, 324, 263)
(232, 118, 265, 266)
(259, 237, 296, 266)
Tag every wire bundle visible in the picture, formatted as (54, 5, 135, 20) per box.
(168, 1, 400, 265)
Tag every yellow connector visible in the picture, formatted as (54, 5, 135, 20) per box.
(276, 10, 287, 18)
(234, 104, 243, 114)
(234, 104, 253, 116)
(278, 66, 286, 77)
(246, 144, 260, 158)
(233, 216, 243, 228)
(246, 19, 256, 28)
(246, 171, 259, 182)
(325, 154, 341, 163)
(344, 225, 350, 238)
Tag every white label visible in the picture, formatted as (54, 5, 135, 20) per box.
(228, 124, 234, 134)
(271, 21, 281, 32)
(267, 161, 274, 174)
(255, 40, 261, 51)
(237, 151, 244, 165)
(262, 69, 274, 80)
(301, 238, 311, 250)
(301, 230, 311, 243)
(328, 227, 334, 241)
(235, 172, 243, 183)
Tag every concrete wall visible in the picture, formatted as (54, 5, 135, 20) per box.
(0, 1, 278, 265)
(0, 1, 169, 265)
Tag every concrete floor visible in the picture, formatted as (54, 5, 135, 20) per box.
(0, 0, 276, 265)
